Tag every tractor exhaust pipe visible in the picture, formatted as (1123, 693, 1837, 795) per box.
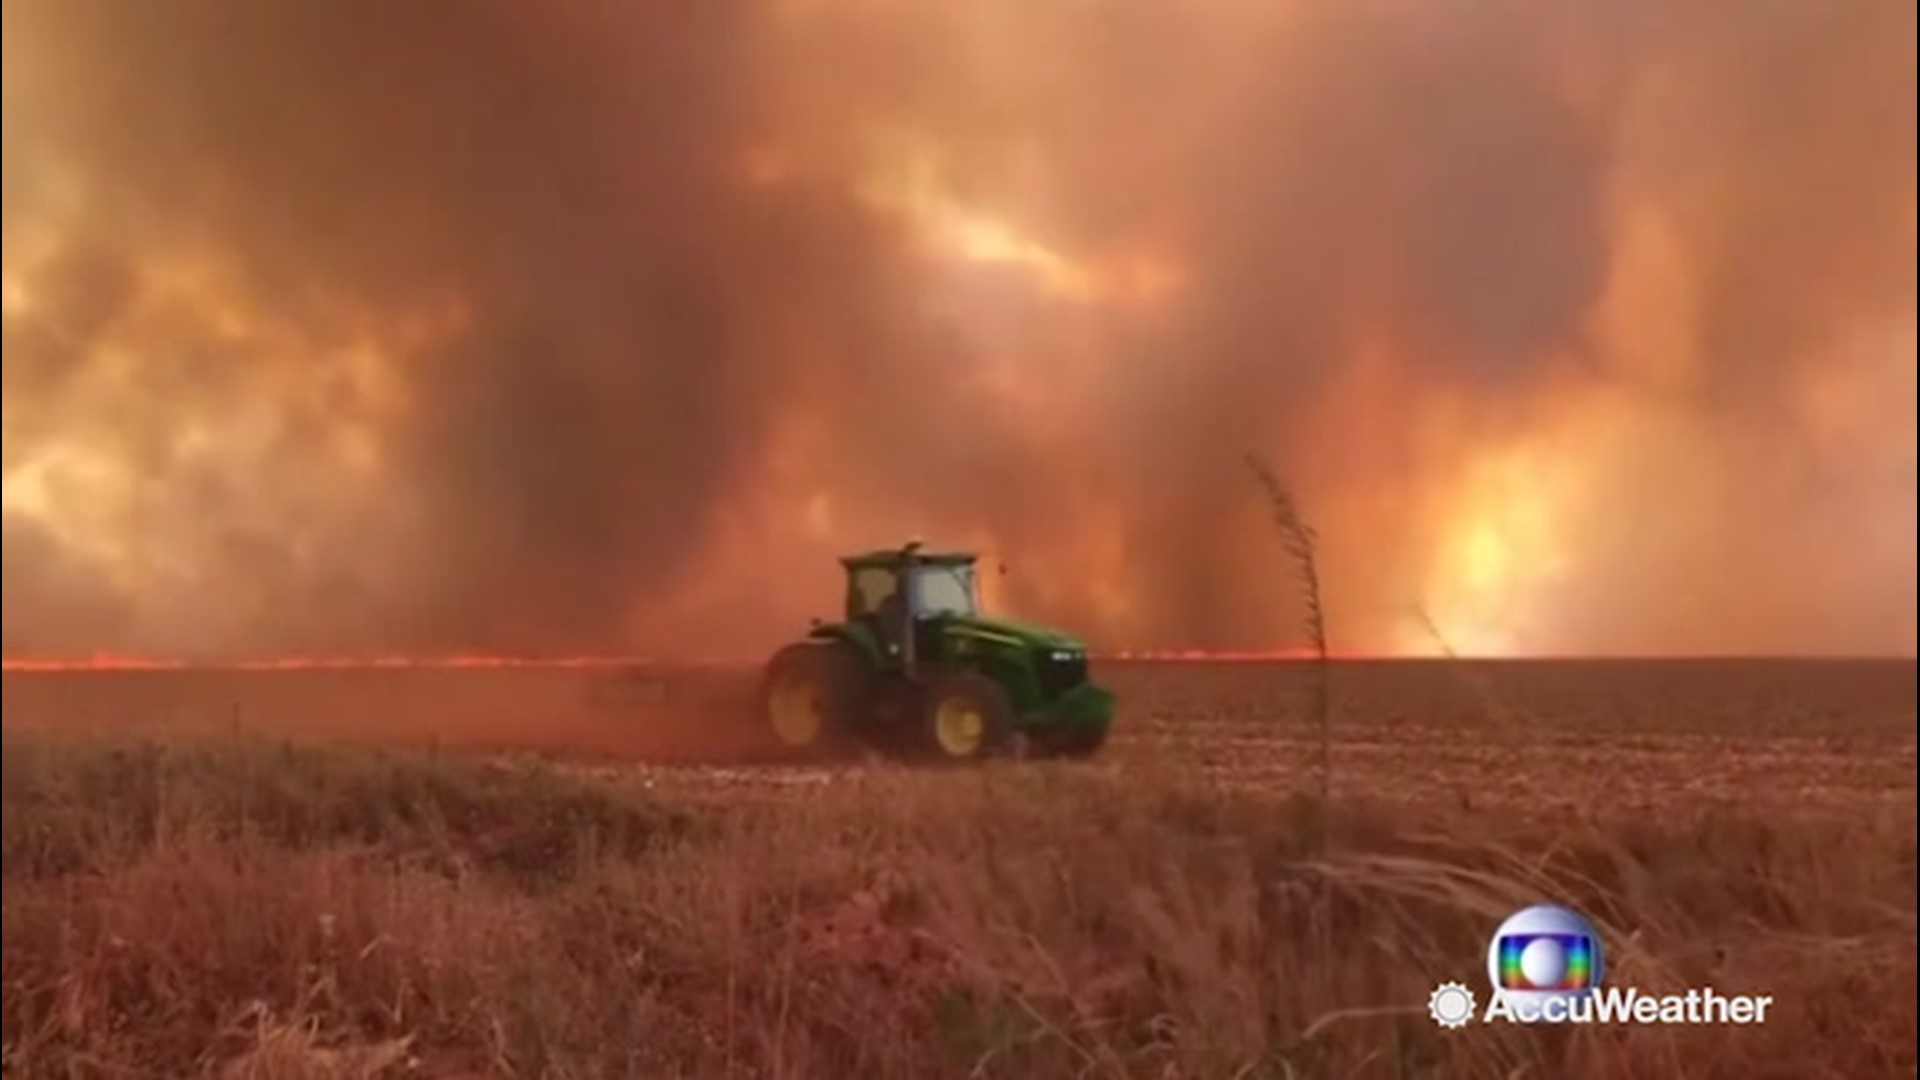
(899, 539, 923, 675)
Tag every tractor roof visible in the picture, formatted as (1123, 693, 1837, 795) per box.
(840, 544, 977, 571)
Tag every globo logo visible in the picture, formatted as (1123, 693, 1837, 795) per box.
(1486, 903, 1605, 1021)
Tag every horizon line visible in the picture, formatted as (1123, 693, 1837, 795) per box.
(1, 649, 1913, 674)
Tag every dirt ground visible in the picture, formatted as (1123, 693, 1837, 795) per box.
(5, 658, 1913, 821)
(3, 658, 1914, 1077)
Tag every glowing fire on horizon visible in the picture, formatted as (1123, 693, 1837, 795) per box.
(1, 1, 1911, 663)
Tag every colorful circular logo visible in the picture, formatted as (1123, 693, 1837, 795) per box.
(1486, 903, 1605, 1020)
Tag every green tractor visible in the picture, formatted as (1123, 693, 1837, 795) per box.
(757, 541, 1115, 762)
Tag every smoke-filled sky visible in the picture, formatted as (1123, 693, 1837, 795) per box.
(2, 0, 1914, 659)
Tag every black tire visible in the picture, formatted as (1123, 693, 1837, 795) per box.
(756, 642, 872, 757)
(915, 670, 1016, 763)
(1042, 724, 1109, 760)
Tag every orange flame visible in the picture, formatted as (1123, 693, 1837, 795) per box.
(0, 647, 1363, 674)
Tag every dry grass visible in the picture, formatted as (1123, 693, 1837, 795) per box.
(1243, 455, 1330, 812)
(3, 727, 1913, 1079)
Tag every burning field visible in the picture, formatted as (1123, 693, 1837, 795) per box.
(3, 0, 1916, 1075)
(2, 0, 1914, 662)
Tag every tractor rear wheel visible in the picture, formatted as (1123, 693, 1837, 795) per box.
(915, 670, 1015, 762)
(757, 643, 870, 756)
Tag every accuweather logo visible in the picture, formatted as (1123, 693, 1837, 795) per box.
(1426, 903, 1777, 1028)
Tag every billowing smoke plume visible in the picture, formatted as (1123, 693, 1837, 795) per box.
(3, 0, 1913, 658)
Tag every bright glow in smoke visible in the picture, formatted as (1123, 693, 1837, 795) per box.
(1, 0, 1913, 660)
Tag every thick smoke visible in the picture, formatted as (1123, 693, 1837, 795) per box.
(2, 0, 1913, 658)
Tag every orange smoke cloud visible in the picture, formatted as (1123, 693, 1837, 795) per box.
(2, 0, 1913, 660)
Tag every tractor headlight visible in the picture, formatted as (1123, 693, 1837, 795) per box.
(1050, 649, 1080, 662)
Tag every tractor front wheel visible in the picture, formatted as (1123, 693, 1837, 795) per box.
(757, 643, 870, 756)
(916, 671, 1015, 763)
(1036, 724, 1109, 760)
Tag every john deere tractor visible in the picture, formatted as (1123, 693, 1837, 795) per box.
(757, 542, 1115, 761)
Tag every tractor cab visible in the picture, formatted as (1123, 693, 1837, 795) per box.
(840, 542, 978, 664)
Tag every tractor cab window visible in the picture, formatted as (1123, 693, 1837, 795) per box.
(910, 564, 978, 619)
(847, 567, 899, 620)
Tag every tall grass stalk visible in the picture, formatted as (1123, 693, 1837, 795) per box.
(1243, 452, 1340, 1036)
(1243, 454, 1330, 815)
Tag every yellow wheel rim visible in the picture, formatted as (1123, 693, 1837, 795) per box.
(768, 673, 823, 746)
(934, 697, 986, 757)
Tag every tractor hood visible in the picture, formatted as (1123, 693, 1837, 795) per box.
(940, 613, 1088, 654)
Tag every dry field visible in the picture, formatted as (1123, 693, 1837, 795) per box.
(2, 659, 1915, 1077)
